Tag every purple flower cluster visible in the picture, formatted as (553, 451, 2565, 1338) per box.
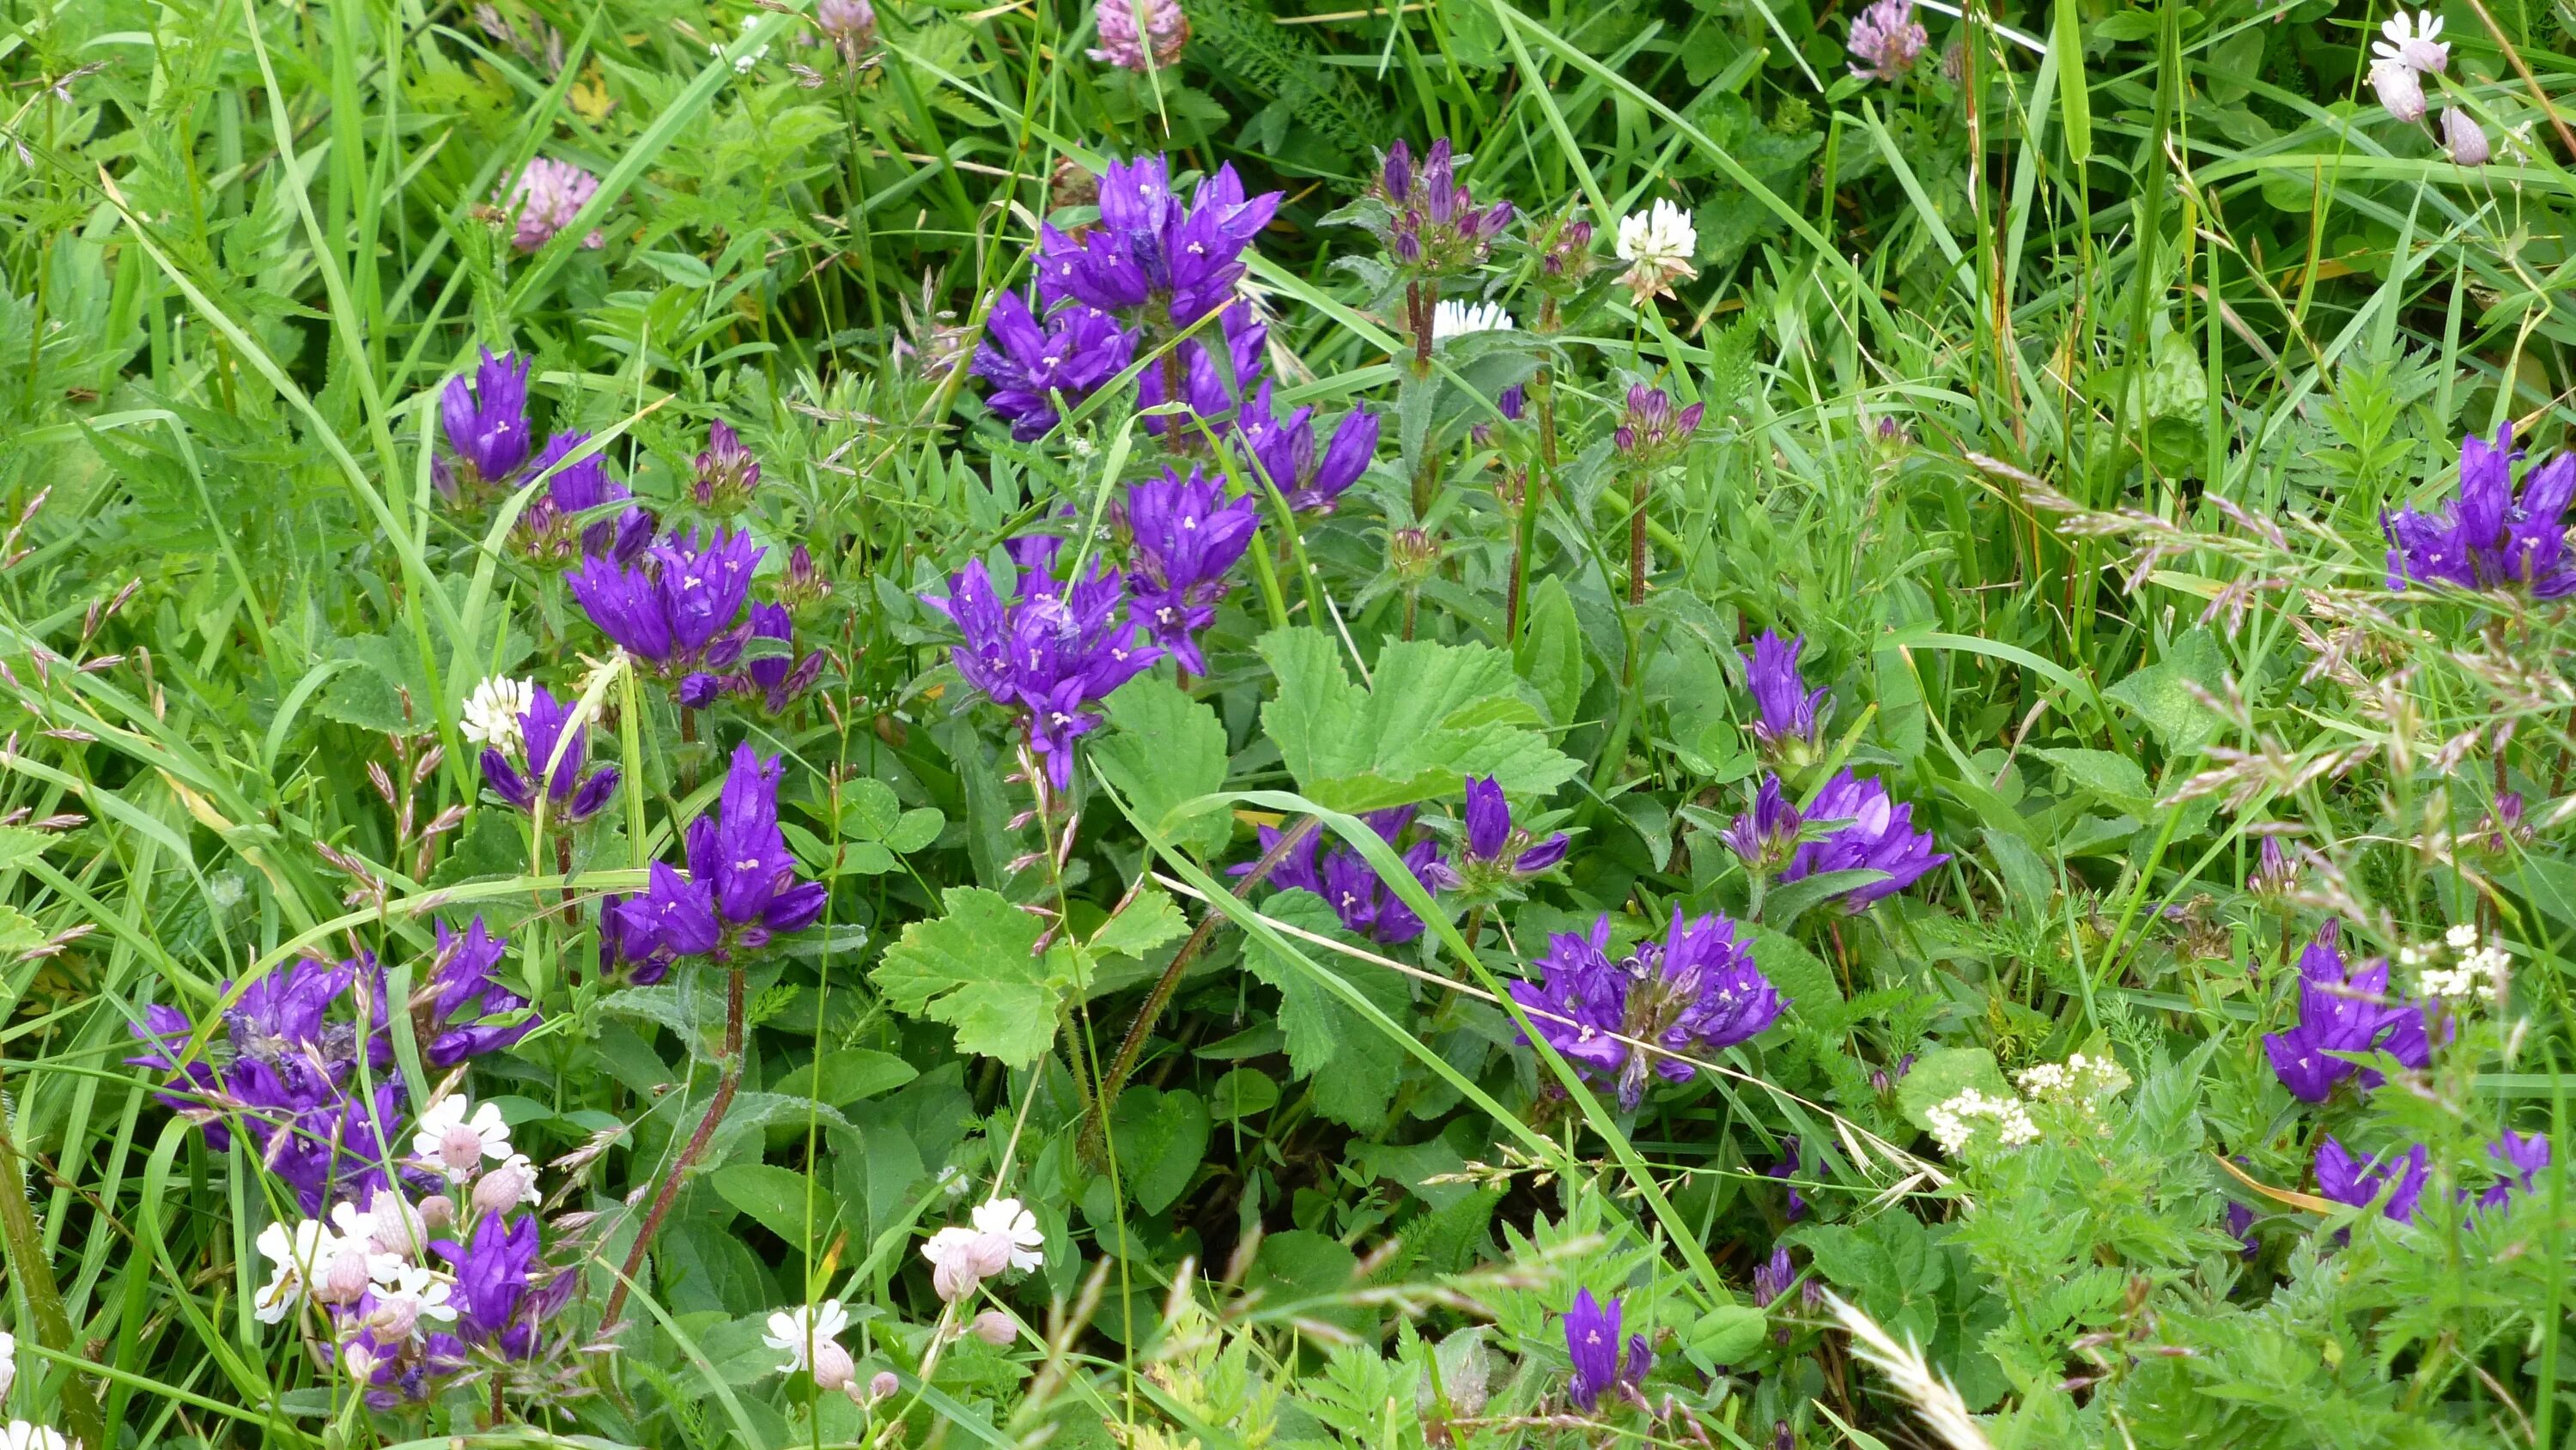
(1510, 911, 1783, 1109)
(2261, 922, 2432, 1103)
(1562, 1289, 1649, 1411)
(440, 349, 533, 492)
(1090, 0, 1188, 70)
(434, 1211, 560, 1361)
(1847, 0, 1927, 81)
(2384, 423, 2576, 598)
(478, 684, 620, 822)
(1743, 631, 1830, 754)
(974, 290, 1136, 441)
(567, 527, 763, 694)
(1420, 775, 1568, 895)
(1247, 809, 1440, 945)
(692, 420, 763, 512)
(2315, 1136, 2427, 1223)
(1121, 467, 1258, 673)
(1037, 155, 1282, 334)
(436, 349, 655, 566)
(1377, 139, 1515, 276)
(1613, 383, 1703, 462)
(1776, 772, 1951, 912)
(926, 559, 1160, 789)
(125, 923, 537, 1212)
(514, 434, 653, 564)
(1233, 382, 1379, 514)
(2476, 1129, 2553, 1213)
(1139, 301, 1266, 438)
(605, 743, 828, 972)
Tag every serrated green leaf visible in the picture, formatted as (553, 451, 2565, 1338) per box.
(1256, 628, 1581, 813)
(1239, 889, 1411, 1131)
(1743, 923, 1843, 1033)
(1093, 676, 1233, 858)
(874, 887, 1087, 1068)
(0, 828, 53, 874)
(2034, 747, 2152, 813)
(1090, 888, 1188, 960)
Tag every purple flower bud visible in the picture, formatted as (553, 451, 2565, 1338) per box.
(1744, 631, 1831, 755)
(440, 349, 533, 492)
(1380, 140, 1413, 202)
(693, 420, 762, 510)
(1721, 775, 1802, 876)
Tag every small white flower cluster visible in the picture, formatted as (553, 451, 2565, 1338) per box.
(1924, 1087, 2038, 1156)
(920, 1197, 1045, 1302)
(2014, 1052, 2131, 1104)
(460, 675, 533, 752)
(1613, 200, 1698, 306)
(1431, 300, 1515, 342)
(2405, 923, 2509, 1003)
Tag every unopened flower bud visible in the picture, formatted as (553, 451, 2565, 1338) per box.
(1390, 527, 1441, 585)
(365, 1189, 429, 1259)
(314, 1247, 375, 1307)
(870, 1369, 902, 1401)
(472, 1156, 539, 1216)
(368, 1293, 422, 1340)
(969, 1310, 1017, 1346)
(811, 1339, 859, 1392)
(417, 1194, 457, 1231)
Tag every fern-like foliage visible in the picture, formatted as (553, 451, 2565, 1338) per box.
(1186, 0, 1387, 159)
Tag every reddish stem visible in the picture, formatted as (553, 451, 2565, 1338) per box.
(601, 965, 744, 1328)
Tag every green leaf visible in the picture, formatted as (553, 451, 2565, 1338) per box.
(0, 828, 55, 873)
(1257, 628, 1581, 813)
(771, 1049, 920, 1107)
(1093, 676, 1234, 858)
(874, 888, 1088, 1068)
(1090, 888, 1188, 960)
(1743, 924, 1843, 1034)
(1757, 869, 1884, 933)
(1239, 889, 1411, 1131)
(0, 905, 47, 957)
(1209, 1068, 1282, 1121)
(837, 779, 903, 840)
(1512, 576, 1589, 728)
(1895, 1047, 2013, 1133)
(1109, 1085, 1212, 1216)
(2103, 628, 2227, 754)
(711, 1162, 829, 1246)
(2053, 0, 2092, 162)
(2034, 747, 2153, 813)
(1686, 1304, 1770, 1364)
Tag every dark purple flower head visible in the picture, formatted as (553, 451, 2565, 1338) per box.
(1122, 467, 1258, 674)
(2249, 835, 2300, 898)
(2262, 921, 2432, 1102)
(2385, 423, 2576, 598)
(2226, 1198, 2260, 1259)
(436, 1210, 540, 1354)
(1777, 772, 1948, 912)
(1236, 809, 1437, 944)
(1376, 138, 1515, 276)
(1563, 1289, 1649, 1411)
(1139, 302, 1267, 439)
(1721, 775, 1803, 876)
(973, 291, 1137, 442)
(479, 684, 620, 822)
(1235, 383, 1378, 514)
(1612, 384, 1703, 463)
(742, 603, 826, 712)
(513, 432, 653, 565)
(1743, 632, 1831, 754)
(439, 349, 533, 494)
(923, 559, 1161, 789)
(1753, 1246, 1795, 1307)
(610, 744, 826, 968)
(566, 527, 764, 678)
(2315, 1136, 2427, 1223)
(418, 919, 538, 1067)
(1535, 212, 1595, 288)
(1420, 775, 1567, 894)
(781, 543, 833, 611)
(1766, 1138, 1807, 1222)
(1036, 156, 1282, 333)
(693, 420, 762, 512)
(1512, 910, 1783, 1108)
(2477, 1128, 2553, 1211)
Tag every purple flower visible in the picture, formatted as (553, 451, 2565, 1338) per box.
(1036, 155, 1282, 333)
(1563, 1289, 1649, 1411)
(1090, 0, 1187, 70)
(1777, 772, 1949, 912)
(2477, 1128, 2552, 1211)
(566, 527, 764, 680)
(1752, 1246, 1795, 1307)
(693, 420, 762, 511)
(1122, 467, 1258, 673)
(1743, 632, 1830, 752)
(1510, 910, 1783, 1108)
(2315, 1136, 2427, 1223)
(973, 291, 1137, 442)
(1612, 384, 1703, 462)
(419, 919, 540, 1067)
(1419, 775, 1568, 892)
(1721, 775, 1803, 875)
(479, 684, 621, 822)
(436, 1211, 540, 1356)
(2226, 1199, 2259, 1259)
(743, 603, 826, 712)
(2261, 922, 2431, 1102)
(1238, 809, 1437, 944)
(514, 432, 653, 563)
(498, 157, 605, 252)
(2384, 424, 2576, 598)
(923, 559, 1161, 789)
(1766, 1138, 1807, 1221)
(1848, 0, 1926, 80)
(608, 743, 828, 968)
(439, 349, 533, 494)
(1376, 138, 1516, 276)
(1139, 301, 1267, 438)
(1234, 382, 1379, 513)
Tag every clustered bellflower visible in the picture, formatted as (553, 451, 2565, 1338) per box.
(2262, 921, 2433, 1103)
(1376, 138, 1515, 276)
(127, 924, 538, 1212)
(2315, 1136, 2428, 1223)
(973, 290, 1136, 441)
(2383, 423, 2576, 598)
(567, 527, 764, 696)
(1233, 381, 1379, 514)
(439, 349, 533, 494)
(1744, 631, 1831, 755)
(606, 743, 828, 971)
(1420, 775, 1568, 894)
(478, 683, 620, 822)
(1244, 808, 1440, 945)
(1037, 155, 1282, 334)
(1562, 1289, 1649, 1411)
(926, 558, 1160, 790)
(1121, 466, 1258, 672)
(1777, 771, 1951, 912)
(1510, 910, 1783, 1109)
(1613, 383, 1702, 463)
(514, 433, 653, 563)
(2476, 1129, 2553, 1213)
(1139, 301, 1266, 437)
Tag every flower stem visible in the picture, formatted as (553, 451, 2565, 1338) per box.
(602, 964, 745, 1329)
(1505, 366, 1558, 644)
(0, 1081, 105, 1450)
(1626, 468, 1650, 607)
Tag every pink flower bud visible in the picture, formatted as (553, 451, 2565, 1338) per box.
(869, 1369, 902, 1402)
(313, 1247, 375, 1306)
(471, 1159, 537, 1216)
(418, 1194, 457, 1230)
(811, 1339, 858, 1392)
(970, 1310, 1018, 1346)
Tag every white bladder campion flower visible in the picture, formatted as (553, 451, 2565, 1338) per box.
(460, 676, 532, 751)
(2372, 9, 2448, 74)
(413, 1094, 514, 1182)
(969, 1197, 1046, 1273)
(253, 1218, 336, 1324)
(764, 1299, 853, 1374)
(0, 1423, 69, 1450)
(1613, 199, 1698, 305)
(2368, 61, 2427, 124)
(1431, 300, 1515, 341)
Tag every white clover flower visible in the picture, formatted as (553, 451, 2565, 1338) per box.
(0, 1423, 70, 1450)
(763, 1299, 853, 1374)
(1613, 198, 1698, 305)
(412, 1094, 513, 1183)
(1431, 300, 1515, 341)
(460, 676, 533, 751)
(969, 1197, 1046, 1273)
(253, 1218, 337, 1325)
(2369, 59, 2427, 123)
(2372, 9, 2447, 74)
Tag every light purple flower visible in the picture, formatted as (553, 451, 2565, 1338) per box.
(1777, 771, 1948, 911)
(1036, 155, 1282, 333)
(1090, 0, 1187, 70)
(499, 158, 605, 252)
(2385, 423, 2576, 598)
(1234, 383, 1378, 513)
(439, 349, 533, 493)
(2315, 1136, 2427, 1223)
(924, 559, 1161, 789)
(973, 291, 1137, 442)
(1510, 910, 1783, 1108)
(1847, 0, 1926, 81)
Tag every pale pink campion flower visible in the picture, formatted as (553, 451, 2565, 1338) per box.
(500, 158, 605, 252)
(2369, 59, 2427, 123)
(815, 0, 877, 64)
(1089, 0, 1188, 71)
(1847, 0, 1926, 82)
(2442, 106, 2490, 166)
(2372, 9, 2448, 75)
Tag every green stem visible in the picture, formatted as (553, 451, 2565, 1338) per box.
(0, 1077, 105, 1450)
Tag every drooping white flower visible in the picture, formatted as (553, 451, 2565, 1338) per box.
(921, 1225, 1014, 1301)
(1613, 199, 1698, 305)
(254, 1218, 337, 1325)
(1431, 300, 1515, 341)
(0, 1423, 70, 1450)
(2372, 9, 2448, 74)
(364, 1264, 458, 1342)
(2369, 59, 2427, 123)
(763, 1299, 854, 1374)
(412, 1094, 514, 1183)
(969, 1198, 1046, 1273)
(460, 676, 533, 751)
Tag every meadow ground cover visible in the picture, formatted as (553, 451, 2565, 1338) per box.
(0, 0, 2572, 1445)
